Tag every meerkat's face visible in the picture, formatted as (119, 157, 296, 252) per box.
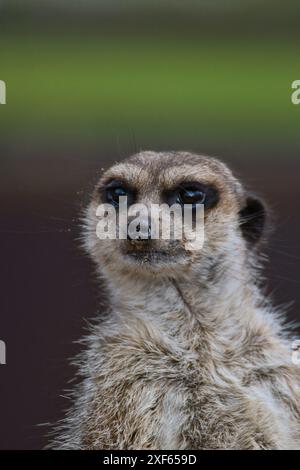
(84, 152, 266, 278)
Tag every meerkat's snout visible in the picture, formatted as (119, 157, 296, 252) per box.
(126, 217, 152, 241)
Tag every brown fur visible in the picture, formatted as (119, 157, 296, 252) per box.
(50, 152, 300, 449)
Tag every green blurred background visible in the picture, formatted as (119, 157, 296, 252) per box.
(1, 0, 300, 148)
(0, 0, 300, 449)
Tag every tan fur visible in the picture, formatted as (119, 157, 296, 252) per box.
(50, 152, 300, 449)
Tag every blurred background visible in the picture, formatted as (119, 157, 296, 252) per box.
(0, 0, 300, 449)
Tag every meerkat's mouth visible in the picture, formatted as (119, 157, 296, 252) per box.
(124, 249, 172, 263)
(121, 243, 188, 265)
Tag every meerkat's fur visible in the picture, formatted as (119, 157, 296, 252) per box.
(50, 151, 300, 449)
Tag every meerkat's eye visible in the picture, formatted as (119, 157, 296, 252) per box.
(104, 180, 135, 207)
(165, 182, 219, 209)
(176, 186, 206, 206)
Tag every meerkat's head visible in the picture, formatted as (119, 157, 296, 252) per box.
(84, 151, 266, 280)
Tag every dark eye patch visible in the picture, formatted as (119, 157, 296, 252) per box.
(164, 182, 219, 209)
(98, 179, 136, 207)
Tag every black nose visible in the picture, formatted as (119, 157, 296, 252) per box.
(127, 223, 152, 241)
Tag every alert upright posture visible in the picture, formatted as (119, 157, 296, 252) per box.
(51, 151, 300, 449)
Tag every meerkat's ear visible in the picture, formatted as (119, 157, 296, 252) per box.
(239, 194, 266, 244)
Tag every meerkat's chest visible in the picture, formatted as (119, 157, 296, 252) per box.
(104, 322, 247, 449)
(117, 347, 273, 450)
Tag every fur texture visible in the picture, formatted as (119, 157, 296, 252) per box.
(50, 152, 300, 449)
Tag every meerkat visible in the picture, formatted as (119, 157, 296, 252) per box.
(50, 151, 300, 450)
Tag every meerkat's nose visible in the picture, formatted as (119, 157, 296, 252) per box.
(127, 221, 152, 241)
